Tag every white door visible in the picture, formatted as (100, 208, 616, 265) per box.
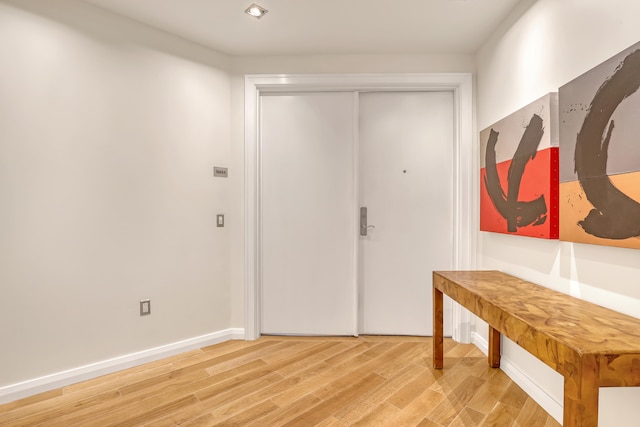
(260, 91, 454, 336)
(260, 93, 357, 335)
(358, 91, 454, 335)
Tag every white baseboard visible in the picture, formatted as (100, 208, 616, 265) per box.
(470, 331, 563, 424)
(0, 328, 245, 405)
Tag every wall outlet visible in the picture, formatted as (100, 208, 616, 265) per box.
(140, 299, 151, 316)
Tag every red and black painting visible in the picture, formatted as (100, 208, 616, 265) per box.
(480, 93, 559, 239)
(559, 41, 640, 249)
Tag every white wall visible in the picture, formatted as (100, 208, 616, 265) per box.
(0, 0, 233, 400)
(476, 1, 640, 425)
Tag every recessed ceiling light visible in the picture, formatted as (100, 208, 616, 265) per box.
(245, 3, 268, 19)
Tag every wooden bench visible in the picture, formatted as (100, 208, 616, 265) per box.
(432, 270, 640, 427)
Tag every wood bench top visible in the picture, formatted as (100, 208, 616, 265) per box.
(433, 270, 640, 358)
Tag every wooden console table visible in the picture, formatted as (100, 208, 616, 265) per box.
(433, 270, 640, 427)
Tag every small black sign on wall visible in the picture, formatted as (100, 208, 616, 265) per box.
(214, 166, 228, 178)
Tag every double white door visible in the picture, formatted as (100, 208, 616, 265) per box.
(260, 91, 453, 336)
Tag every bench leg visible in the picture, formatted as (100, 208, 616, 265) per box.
(563, 353, 599, 427)
(488, 326, 501, 368)
(433, 287, 444, 369)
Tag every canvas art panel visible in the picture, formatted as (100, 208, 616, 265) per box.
(559, 41, 640, 249)
(480, 93, 559, 239)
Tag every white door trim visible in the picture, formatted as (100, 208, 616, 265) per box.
(244, 73, 476, 341)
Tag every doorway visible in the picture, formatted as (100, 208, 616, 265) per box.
(244, 74, 475, 341)
(259, 90, 453, 336)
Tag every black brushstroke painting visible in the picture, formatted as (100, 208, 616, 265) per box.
(574, 48, 640, 239)
(484, 114, 548, 232)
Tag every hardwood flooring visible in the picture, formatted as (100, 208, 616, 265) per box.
(0, 336, 561, 426)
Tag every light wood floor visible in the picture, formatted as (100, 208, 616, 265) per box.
(0, 336, 561, 426)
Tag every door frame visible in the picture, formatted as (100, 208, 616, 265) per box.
(244, 73, 476, 341)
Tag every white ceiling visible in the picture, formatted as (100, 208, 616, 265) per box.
(82, 0, 524, 56)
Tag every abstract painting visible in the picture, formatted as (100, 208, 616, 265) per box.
(480, 93, 559, 239)
(559, 41, 640, 249)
